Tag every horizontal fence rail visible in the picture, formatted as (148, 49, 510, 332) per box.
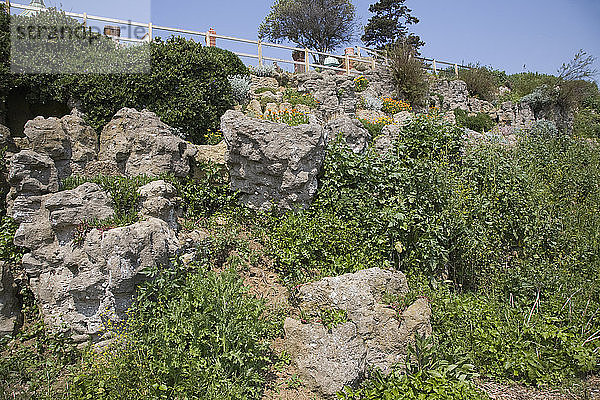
(2, 1, 471, 76)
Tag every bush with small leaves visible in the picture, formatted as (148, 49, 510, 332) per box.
(361, 95, 383, 111)
(228, 75, 252, 105)
(250, 63, 277, 77)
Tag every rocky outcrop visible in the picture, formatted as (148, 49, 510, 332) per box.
(0, 262, 21, 336)
(22, 111, 98, 179)
(430, 79, 469, 111)
(284, 268, 432, 396)
(98, 108, 197, 178)
(6, 150, 59, 222)
(12, 182, 178, 341)
(324, 116, 370, 153)
(138, 180, 179, 230)
(221, 110, 325, 211)
(295, 71, 358, 120)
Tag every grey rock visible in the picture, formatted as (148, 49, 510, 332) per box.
(61, 112, 98, 173)
(285, 268, 432, 396)
(24, 116, 72, 179)
(373, 124, 402, 155)
(14, 182, 178, 339)
(430, 79, 469, 111)
(250, 75, 279, 92)
(221, 110, 325, 211)
(98, 108, 197, 178)
(284, 318, 366, 397)
(324, 115, 371, 153)
(0, 262, 21, 336)
(138, 180, 179, 230)
(6, 150, 59, 222)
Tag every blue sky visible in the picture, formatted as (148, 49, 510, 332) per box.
(31, 0, 600, 78)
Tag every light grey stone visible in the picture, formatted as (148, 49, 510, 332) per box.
(221, 110, 325, 211)
(98, 108, 197, 178)
(324, 115, 371, 153)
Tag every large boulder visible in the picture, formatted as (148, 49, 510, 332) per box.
(0, 262, 21, 336)
(221, 110, 326, 211)
(13, 182, 179, 341)
(98, 108, 197, 178)
(324, 116, 371, 154)
(138, 180, 179, 230)
(6, 150, 59, 222)
(284, 268, 431, 396)
(22, 111, 99, 179)
(295, 71, 358, 119)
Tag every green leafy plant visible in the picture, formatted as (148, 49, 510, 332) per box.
(228, 74, 252, 105)
(354, 75, 369, 92)
(458, 65, 499, 102)
(263, 108, 309, 126)
(282, 88, 318, 108)
(69, 264, 277, 400)
(453, 109, 495, 133)
(388, 42, 429, 107)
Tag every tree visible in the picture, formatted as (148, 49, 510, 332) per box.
(258, 0, 356, 59)
(362, 0, 423, 50)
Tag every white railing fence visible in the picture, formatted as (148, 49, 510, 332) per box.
(2, 1, 471, 77)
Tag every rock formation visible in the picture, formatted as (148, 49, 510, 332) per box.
(284, 268, 432, 396)
(98, 108, 197, 178)
(221, 110, 325, 211)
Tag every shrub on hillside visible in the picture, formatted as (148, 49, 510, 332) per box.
(458, 65, 498, 102)
(1, 10, 248, 144)
(228, 74, 251, 105)
(70, 265, 276, 399)
(388, 42, 429, 107)
(454, 109, 495, 133)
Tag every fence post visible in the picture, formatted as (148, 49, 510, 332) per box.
(304, 48, 309, 73)
(345, 53, 350, 75)
(148, 22, 153, 42)
(83, 12, 87, 27)
(432, 59, 437, 75)
(454, 64, 459, 78)
(258, 40, 263, 67)
(5, 0, 9, 14)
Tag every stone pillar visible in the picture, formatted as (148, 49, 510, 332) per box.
(206, 28, 216, 47)
(292, 50, 305, 74)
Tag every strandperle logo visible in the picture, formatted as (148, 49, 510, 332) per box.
(10, 7, 151, 74)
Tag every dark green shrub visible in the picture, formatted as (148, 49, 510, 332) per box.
(454, 109, 495, 132)
(388, 43, 429, 107)
(458, 65, 498, 102)
(1, 10, 247, 144)
(505, 72, 559, 102)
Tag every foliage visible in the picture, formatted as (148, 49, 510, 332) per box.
(61, 175, 156, 225)
(258, 0, 356, 55)
(69, 264, 277, 400)
(263, 108, 310, 126)
(282, 88, 318, 108)
(558, 49, 597, 81)
(506, 72, 559, 102)
(267, 109, 600, 385)
(255, 87, 277, 95)
(228, 74, 252, 105)
(528, 119, 560, 139)
(361, 95, 383, 111)
(453, 109, 495, 133)
(359, 115, 395, 137)
(250, 63, 277, 77)
(573, 89, 600, 138)
(354, 75, 369, 92)
(0, 216, 24, 266)
(458, 65, 498, 102)
(318, 308, 349, 331)
(361, 0, 423, 50)
(388, 43, 429, 107)
(204, 129, 224, 145)
(10, 8, 149, 74)
(382, 97, 412, 114)
(1, 10, 247, 144)
(0, 293, 80, 400)
(268, 114, 463, 285)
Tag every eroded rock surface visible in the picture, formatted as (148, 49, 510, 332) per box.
(221, 110, 325, 211)
(0, 262, 21, 336)
(284, 268, 432, 396)
(12, 182, 179, 341)
(99, 108, 197, 178)
(324, 115, 370, 153)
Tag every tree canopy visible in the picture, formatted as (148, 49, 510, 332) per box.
(362, 0, 423, 50)
(258, 0, 356, 54)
